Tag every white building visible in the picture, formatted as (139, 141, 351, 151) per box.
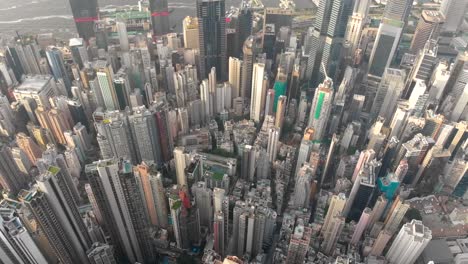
(386, 220, 432, 264)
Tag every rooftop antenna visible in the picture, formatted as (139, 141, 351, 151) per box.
(321, 62, 330, 80)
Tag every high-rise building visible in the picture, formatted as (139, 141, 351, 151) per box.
(68, 0, 98, 41)
(197, 0, 227, 81)
(0, 207, 48, 264)
(214, 211, 225, 256)
(95, 60, 119, 111)
(250, 63, 266, 122)
(308, 78, 334, 140)
(322, 215, 345, 255)
(267, 127, 280, 162)
(344, 0, 371, 55)
(87, 242, 117, 264)
(85, 159, 147, 263)
(441, 50, 468, 122)
(0, 143, 30, 195)
(295, 128, 315, 176)
(149, 0, 170, 36)
(410, 11, 444, 54)
(287, 221, 312, 264)
(19, 187, 86, 264)
(386, 220, 432, 264)
(321, 193, 347, 237)
(367, 195, 387, 231)
(439, 0, 468, 33)
(383, 196, 410, 233)
(241, 36, 254, 99)
(368, 0, 412, 77)
(94, 111, 138, 164)
(174, 147, 187, 188)
(241, 145, 256, 181)
(85, 183, 104, 225)
(128, 106, 163, 165)
(35, 165, 91, 261)
(183, 17, 200, 49)
(350, 207, 371, 244)
(344, 158, 379, 220)
(441, 157, 468, 194)
(116, 22, 129, 52)
(370, 68, 406, 122)
(370, 229, 393, 256)
(192, 182, 213, 229)
(46, 47, 72, 94)
(404, 40, 438, 99)
(134, 163, 169, 228)
(275, 95, 287, 132)
(264, 89, 275, 117)
(229, 57, 243, 100)
(293, 164, 315, 209)
(306, 0, 353, 84)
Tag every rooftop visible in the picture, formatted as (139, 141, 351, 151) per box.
(421, 10, 445, 23)
(15, 75, 52, 92)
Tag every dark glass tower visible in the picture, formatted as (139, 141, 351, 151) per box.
(149, 0, 170, 36)
(197, 0, 227, 82)
(306, 0, 353, 86)
(68, 0, 98, 41)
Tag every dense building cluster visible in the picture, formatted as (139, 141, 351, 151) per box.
(0, 0, 467, 263)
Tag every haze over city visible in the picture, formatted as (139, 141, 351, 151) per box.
(0, 0, 466, 264)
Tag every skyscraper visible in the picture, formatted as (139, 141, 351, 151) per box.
(150, 0, 170, 36)
(267, 127, 280, 162)
(321, 193, 346, 237)
(229, 57, 243, 100)
(293, 164, 315, 209)
(383, 196, 410, 233)
(287, 221, 312, 264)
(197, 0, 227, 81)
(183, 17, 200, 49)
(128, 106, 163, 165)
(308, 78, 334, 140)
(368, 0, 412, 77)
(20, 187, 87, 264)
(441, 50, 468, 122)
(35, 165, 91, 259)
(275, 95, 287, 132)
(116, 22, 129, 52)
(306, 0, 353, 84)
(250, 63, 266, 122)
(174, 147, 187, 188)
(0, 143, 30, 195)
(87, 242, 117, 264)
(94, 111, 138, 164)
(213, 211, 225, 256)
(370, 68, 406, 122)
(386, 220, 432, 264)
(0, 207, 48, 264)
(344, 0, 371, 55)
(95, 60, 119, 111)
(350, 207, 371, 244)
(410, 11, 444, 54)
(439, 0, 468, 33)
(241, 36, 254, 99)
(46, 47, 72, 94)
(404, 40, 438, 99)
(68, 0, 98, 41)
(134, 163, 169, 228)
(192, 182, 213, 229)
(85, 159, 146, 263)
